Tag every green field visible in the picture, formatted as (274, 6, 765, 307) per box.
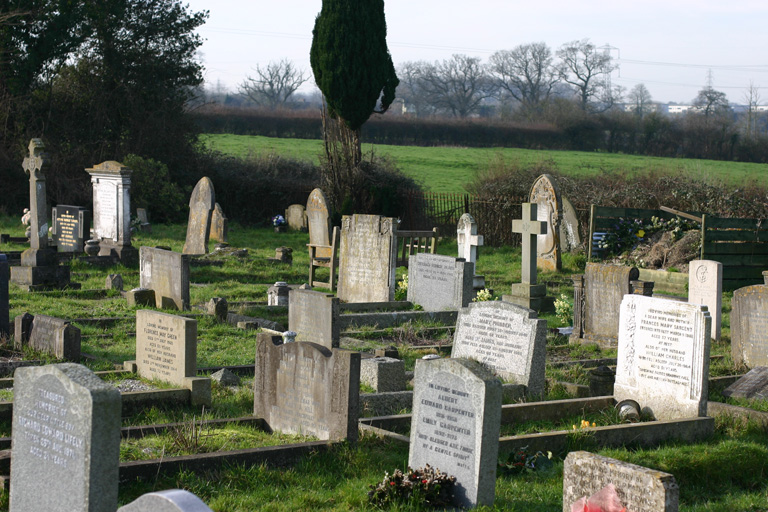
(200, 133, 768, 194)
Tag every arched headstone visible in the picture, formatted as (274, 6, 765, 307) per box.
(182, 177, 215, 255)
(561, 195, 581, 252)
(529, 174, 563, 271)
(306, 188, 331, 248)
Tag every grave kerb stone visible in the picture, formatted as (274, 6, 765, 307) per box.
(408, 358, 502, 508)
(407, 253, 474, 312)
(615, 294, 711, 420)
(9, 363, 121, 512)
(688, 259, 722, 341)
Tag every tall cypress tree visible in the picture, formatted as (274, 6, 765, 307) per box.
(310, 0, 398, 169)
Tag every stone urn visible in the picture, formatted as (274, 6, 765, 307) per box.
(84, 239, 100, 257)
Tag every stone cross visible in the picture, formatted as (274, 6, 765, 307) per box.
(457, 213, 484, 263)
(512, 203, 547, 285)
(22, 139, 49, 251)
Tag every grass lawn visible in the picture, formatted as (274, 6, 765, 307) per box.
(200, 133, 768, 194)
(0, 216, 766, 510)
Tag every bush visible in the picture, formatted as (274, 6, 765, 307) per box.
(122, 155, 187, 223)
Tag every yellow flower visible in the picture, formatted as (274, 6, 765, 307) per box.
(592, 422, 596, 428)
(636, 229, 645, 238)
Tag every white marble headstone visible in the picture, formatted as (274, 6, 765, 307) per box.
(688, 259, 722, 341)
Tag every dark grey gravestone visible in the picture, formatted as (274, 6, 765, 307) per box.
(451, 301, 547, 396)
(722, 366, 768, 399)
(14, 313, 81, 361)
(407, 253, 474, 311)
(105, 273, 123, 291)
(0, 254, 8, 339)
(118, 489, 213, 512)
(408, 358, 502, 509)
(254, 334, 360, 442)
(182, 177, 215, 255)
(288, 288, 340, 349)
(139, 246, 190, 310)
(51, 205, 91, 253)
(14, 312, 33, 344)
(10, 363, 121, 512)
(731, 285, 768, 368)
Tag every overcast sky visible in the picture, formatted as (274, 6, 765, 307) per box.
(184, 0, 768, 104)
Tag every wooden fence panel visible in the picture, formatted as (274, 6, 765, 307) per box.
(701, 214, 768, 289)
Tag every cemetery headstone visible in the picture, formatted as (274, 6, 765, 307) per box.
(51, 205, 91, 253)
(306, 188, 332, 248)
(456, 213, 485, 289)
(570, 263, 640, 347)
(360, 357, 405, 392)
(0, 254, 7, 339)
(451, 301, 546, 396)
(688, 260, 722, 341)
(253, 334, 360, 441)
(337, 214, 398, 303)
(285, 204, 308, 231)
(408, 358, 501, 508)
(139, 246, 191, 310)
(502, 203, 551, 311)
(118, 489, 214, 512)
(563, 451, 679, 512)
(560, 195, 581, 252)
(136, 208, 151, 232)
(615, 294, 711, 420)
(14, 313, 81, 361)
(182, 177, 215, 255)
(729, 284, 768, 367)
(209, 202, 228, 243)
(721, 366, 768, 399)
(288, 288, 340, 349)
(529, 174, 563, 271)
(9, 363, 121, 512)
(105, 273, 123, 291)
(133, 310, 210, 405)
(407, 253, 474, 311)
(85, 160, 137, 264)
(11, 140, 77, 290)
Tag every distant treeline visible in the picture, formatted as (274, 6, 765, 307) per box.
(192, 105, 768, 164)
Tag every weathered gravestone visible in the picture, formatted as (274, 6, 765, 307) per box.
(570, 263, 640, 347)
(132, 310, 210, 405)
(136, 208, 151, 232)
(408, 358, 501, 509)
(688, 259, 722, 341)
(337, 214, 398, 303)
(285, 204, 307, 231)
(721, 366, 768, 399)
(615, 294, 711, 420)
(254, 334, 360, 442)
(182, 177, 215, 255)
(456, 212, 485, 289)
(14, 313, 81, 360)
(451, 301, 546, 396)
(139, 246, 190, 310)
(9, 363, 121, 512)
(51, 205, 91, 253)
(118, 489, 213, 512)
(85, 160, 137, 264)
(306, 188, 331, 248)
(407, 253, 474, 311)
(561, 195, 581, 252)
(529, 174, 562, 271)
(563, 451, 679, 512)
(730, 284, 768, 367)
(503, 203, 551, 311)
(0, 255, 7, 339)
(288, 289, 340, 349)
(209, 202, 228, 243)
(11, 140, 77, 290)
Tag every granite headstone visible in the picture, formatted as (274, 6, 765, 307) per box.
(688, 259, 722, 341)
(730, 284, 768, 367)
(52, 205, 91, 253)
(337, 214, 398, 303)
(288, 289, 340, 349)
(407, 253, 474, 311)
(721, 366, 768, 400)
(182, 177, 215, 255)
(456, 213, 486, 290)
(14, 313, 81, 361)
(139, 246, 190, 310)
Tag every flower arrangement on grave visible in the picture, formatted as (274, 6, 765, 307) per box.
(472, 288, 495, 302)
(554, 293, 574, 324)
(598, 216, 696, 258)
(395, 273, 408, 301)
(498, 445, 554, 475)
(572, 419, 597, 430)
(368, 465, 456, 508)
(271, 214, 286, 227)
(570, 483, 627, 512)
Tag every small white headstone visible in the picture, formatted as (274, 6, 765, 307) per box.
(688, 259, 722, 341)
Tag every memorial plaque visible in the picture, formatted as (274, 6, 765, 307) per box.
(451, 301, 546, 396)
(52, 205, 91, 253)
(254, 335, 360, 442)
(721, 366, 768, 399)
(139, 246, 190, 310)
(407, 253, 474, 311)
(615, 295, 711, 420)
(730, 285, 768, 367)
(688, 259, 722, 341)
(529, 174, 563, 271)
(288, 289, 339, 349)
(408, 358, 501, 508)
(563, 451, 679, 512)
(136, 310, 197, 387)
(9, 363, 121, 512)
(337, 214, 397, 303)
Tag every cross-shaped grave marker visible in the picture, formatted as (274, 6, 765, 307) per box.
(457, 213, 484, 263)
(512, 203, 547, 285)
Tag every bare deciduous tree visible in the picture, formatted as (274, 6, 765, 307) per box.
(396, 61, 434, 116)
(627, 83, 653, 118)
(488, 42, 559, 115)
(239, 59, 309, 109)
(417, 54, 493, 118)
(742, 81, 762, 139)
(556, 39, 618, 112)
